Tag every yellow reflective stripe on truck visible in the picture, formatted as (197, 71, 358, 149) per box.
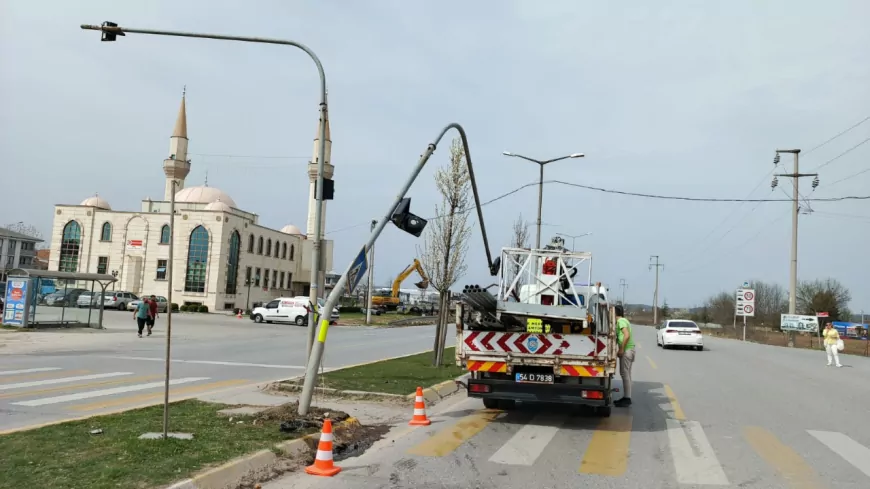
(466, 361, 508, 373)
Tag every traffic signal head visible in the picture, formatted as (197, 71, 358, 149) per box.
(390, 198, 427, 237)
(101, 21, 125, 42)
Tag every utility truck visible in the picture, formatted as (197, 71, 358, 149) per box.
(456, 236, 618, 416)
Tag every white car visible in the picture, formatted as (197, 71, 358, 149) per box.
(250, 297, 339, 326)
(656, 319, 704, 350)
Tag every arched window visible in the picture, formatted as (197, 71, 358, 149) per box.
(281, 242, 287, 259)
(266, 239, 272, 256)
(290, 244, 295, 261)
(100, 222, 112, 241)
(184, 225, 209, 293)
(225, 231, 241, 294)
(59, 221, 82, 272)
(247, 234, 254, 253)
(257, 236, 264, 255)
(274, 241, 280, 258)
(160, 224, 171, 244)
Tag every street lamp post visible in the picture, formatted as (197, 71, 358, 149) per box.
(80, 22, 329, 361)
(110, 270, 118, 290)
(555, 232, 592, 252)
(502, 151, 585, 248)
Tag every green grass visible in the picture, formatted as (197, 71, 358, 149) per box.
(337, 311, 397, 326)
(0, 400, 315, 489)
(319, 347, 464, 395)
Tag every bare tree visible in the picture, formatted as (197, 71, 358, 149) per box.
(751, 280, 788, 327)
(419, 137, 472, 366)
(504, 214, 530, 298)
(4, 222, 46, 248)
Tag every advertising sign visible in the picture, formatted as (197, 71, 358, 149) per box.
(126, 239, 145, 252)
(2, 279, 29, 327)
(780, 314, 819, 332)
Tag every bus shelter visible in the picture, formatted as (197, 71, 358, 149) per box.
(1, 269, 117, 329)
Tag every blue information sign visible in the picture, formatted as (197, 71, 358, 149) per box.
(346, 247, 369, 294)
(3, 279, 29, 327)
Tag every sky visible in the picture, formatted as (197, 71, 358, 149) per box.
(1, 0, 868, 311)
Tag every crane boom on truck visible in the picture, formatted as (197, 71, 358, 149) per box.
(371, 259, 430, 310)
(456, 235, 617, 416)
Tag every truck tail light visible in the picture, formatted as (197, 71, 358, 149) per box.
(581, 390, 604, 400)
(469, 383, 491, 393)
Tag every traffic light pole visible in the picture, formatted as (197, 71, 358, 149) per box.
(298, 123, 498, 415)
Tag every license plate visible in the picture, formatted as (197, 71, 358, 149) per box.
(515, 372, 554, 384)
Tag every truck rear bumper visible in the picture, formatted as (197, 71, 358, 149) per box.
(467, 378, 610, 406)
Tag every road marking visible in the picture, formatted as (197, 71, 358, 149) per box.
(646, 356, 658, 369)
(12, 377, 209, 406)
(666, 419, 729, 485)
(489, 413, 567, 465)
(104, 356, 306, 369)
(579, 413, 632, 476)
(743, 426, 822, 489)
(0, 369, 90, 383)
(663, 384, 685, 420)
(808, 430, 870, 478)
(406, 409, 501, 457)
(0, 372, 132, 391)
(69, 379, 249, 411)
(0, 367, 63, 376)
(0, 375, 163, 400)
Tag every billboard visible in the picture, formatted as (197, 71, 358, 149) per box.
(780, 314, 819, 332)
(2, 279, 29, 327)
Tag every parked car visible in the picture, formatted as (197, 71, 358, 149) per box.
(44, 289, 88, 307)
(656, 319, 704, 351)
(127, 296, 168, 313)
(76, 292, 103, 308)
(100, 291, 138, 310)
(250, 296, 340, 326)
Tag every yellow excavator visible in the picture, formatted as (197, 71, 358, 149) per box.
(371, 259, 430, 310)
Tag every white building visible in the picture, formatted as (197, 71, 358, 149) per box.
(47, 93, 334, 311)
(0, 227, 43, 281)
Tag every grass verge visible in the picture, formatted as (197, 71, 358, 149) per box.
(0, 400, 327, 489)
(336, 311, 398, 326)
(319, 347, 463, 395)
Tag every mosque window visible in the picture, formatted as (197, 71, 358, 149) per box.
(100, 222, 112, 242)
(225, 231, 241, 294)
(280, 271, 286, 289)
(160, 225, 171, 244)
(281, 242, 287, 259)
(247, 234, 254, 253)
(257, 236, 264, 255)
(266, 239, 272, 256)
(184, 225, 209, 293)
(274, 242, 280, 258)
(290, 244, 295, 261)
(59, 221, 82, 272)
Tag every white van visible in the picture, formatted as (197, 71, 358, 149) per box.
(250, 297, 340, 326)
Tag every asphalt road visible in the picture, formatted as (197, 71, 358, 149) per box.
(266, 325, 870, 489)
(0, 310, 446, 433)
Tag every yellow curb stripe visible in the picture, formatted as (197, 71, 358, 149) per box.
(0, 369, 90, 383)
(743, 426, 823, 489)
(0, 375, 162, 400)
(407, 409, 501, 457)
(69, 379, 250, 412)
(579, 414, 633, 475)
(664, 384, 685, 420)
(646, 356, 658, 369)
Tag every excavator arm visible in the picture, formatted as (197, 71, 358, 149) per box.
(391, 259, 430, 297)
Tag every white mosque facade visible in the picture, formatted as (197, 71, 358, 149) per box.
(47, 94, 334, 311)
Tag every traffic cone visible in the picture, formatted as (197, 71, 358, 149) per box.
(409, 387, 431, 426)
(236, 309, 242, 319)
(305, 418, 341, 477)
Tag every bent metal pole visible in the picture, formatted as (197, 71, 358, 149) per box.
(79, 22, 329, 361)
(298, 123, 498, 415)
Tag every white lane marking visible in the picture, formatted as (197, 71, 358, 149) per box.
(0, 372, 132, 391)
(12, 377, 210, 406)
(808, 430, 870, 478)
(489, 413, 568, 466)
(0, 367, 63, 376)
(666, 419, 729, 485)
(105, 356, 306, 369)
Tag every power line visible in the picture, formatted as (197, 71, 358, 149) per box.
(190, 153, 310, 159)
(807, 135, 870, 172)
(804, 115, 870, 156)
(824, 167, 870, 188)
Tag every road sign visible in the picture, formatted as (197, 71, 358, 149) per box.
(817, 312, 829, 318)
(742, 281, 750, 288)
(736, 288, 756, 317)
(781, 314, 819, 332)
(346, 246, 369, 293)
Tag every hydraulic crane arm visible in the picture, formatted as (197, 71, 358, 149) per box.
(391, 259, 430, 297)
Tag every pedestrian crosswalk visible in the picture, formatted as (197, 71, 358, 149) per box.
(405, 406, 870, 485)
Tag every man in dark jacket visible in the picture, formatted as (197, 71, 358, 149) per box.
(146, 295, 159, 336)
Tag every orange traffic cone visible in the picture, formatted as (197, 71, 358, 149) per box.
(409, 387, 431, 426)
(305, 418, 341, 477)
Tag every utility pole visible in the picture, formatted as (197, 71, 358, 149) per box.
(772, 149, 818, 347)
(365, 219, 377, 325)
(649, 256, 663, 324)
(619, 278, 627, 305)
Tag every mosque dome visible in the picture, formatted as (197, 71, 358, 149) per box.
(175, 186, 237, 208)
(204, 199, 233, 212)
(80, 195, 111, 210)
(280, 224, 304, 235)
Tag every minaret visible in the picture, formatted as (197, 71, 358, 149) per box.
(306, 108, 333, 239)
(163, 88, 191, 201)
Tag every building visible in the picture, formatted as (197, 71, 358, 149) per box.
(47, 92, 334, 311)
(0, 227, 44, 281)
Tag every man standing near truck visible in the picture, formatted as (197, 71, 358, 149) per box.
(614, 304, 635, 407)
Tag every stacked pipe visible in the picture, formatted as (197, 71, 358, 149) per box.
(461, 284, 498, 313)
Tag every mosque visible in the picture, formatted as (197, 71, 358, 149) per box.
(47, 92, 334, 311)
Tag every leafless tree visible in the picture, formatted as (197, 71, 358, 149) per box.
(4, 222, 46, 248)
(751, 280, 788, 327)
(504, 214, 530, 296)
(419, 137, 472, 366)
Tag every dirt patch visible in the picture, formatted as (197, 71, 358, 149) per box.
(252, 401, 349, 434)
(310, 422, 392, 463)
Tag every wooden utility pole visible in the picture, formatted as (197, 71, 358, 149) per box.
(649, 256, 664, 324)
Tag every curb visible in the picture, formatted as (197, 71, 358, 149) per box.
(166, 417, 361, 489)
(408, 373, 470, 404)
(274, 373, 470, 407)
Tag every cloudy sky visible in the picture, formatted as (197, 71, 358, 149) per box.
(2, 1, 868, 310)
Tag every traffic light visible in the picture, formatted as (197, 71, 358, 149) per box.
(101, 22, 125, 42)
(390, 198, 427, 237)
(315, 178, 334, 200)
